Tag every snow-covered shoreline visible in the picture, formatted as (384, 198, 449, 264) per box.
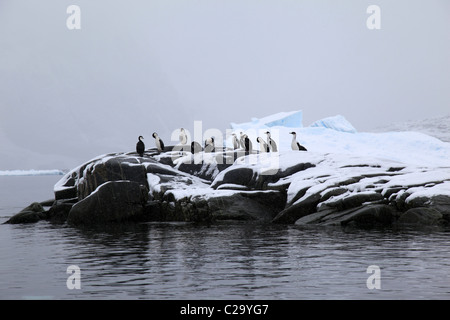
(5, 111, 450, 227)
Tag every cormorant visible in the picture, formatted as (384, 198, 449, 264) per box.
(231, 133, 240, 150)
(256, 137, 270, 153)
(239, 132, 246, 149)
(152, 132, 165, 152)
(244, 134, 252, 153)
(136, 136, 145, 157)
(179, 128, 188, 145)
(265, 131, 278, 152)
(204, 137, 215, 153)
(289, 132, 307, 151)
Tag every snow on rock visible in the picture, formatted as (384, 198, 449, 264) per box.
(37, 110, 450, 226)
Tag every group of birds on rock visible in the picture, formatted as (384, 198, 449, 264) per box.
(136, 129, 307, 157)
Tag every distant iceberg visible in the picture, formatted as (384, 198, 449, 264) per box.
(231, 110, 303, 130)
(0, 169, 65, 176)
(309, 115, 357, 133)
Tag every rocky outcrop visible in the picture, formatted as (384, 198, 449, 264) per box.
(68, 181, 149, 225)
(5, 202, 47, 224)
(5, 148, 450, 229)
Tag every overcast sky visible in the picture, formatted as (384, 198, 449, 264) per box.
(0, 0, 449, 169)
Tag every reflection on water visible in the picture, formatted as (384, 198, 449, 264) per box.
(1, 175, 449, 299)
(1, 220, 449, 300)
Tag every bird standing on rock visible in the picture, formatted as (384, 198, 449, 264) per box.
(244, 134, 252, 153)
(179, 128, 188, 145)
(256, 137, 270, 153)
(239, 132, 246, 149)
(152, 132, 165, 152)
(204, 137, 215, 153)
(231, 133, 240, 150)
(289, 132, 307, 151)
(265, 131, 278, 152)
(136, 136, 145, 157)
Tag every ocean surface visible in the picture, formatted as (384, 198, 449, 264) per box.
(0, 175, 449, 300)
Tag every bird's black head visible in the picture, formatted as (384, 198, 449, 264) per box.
(256, 137, 260, 142)
(152, 132, 157, 138)
(289, 132, 296, 135)
(139, 135, 144, 140)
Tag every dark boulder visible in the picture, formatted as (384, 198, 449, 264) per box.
(211, 167, 255, 189)
(67, 181, 149, 225)
(5, 202, 46, 224)
(77, 158, 148, 200)
(55, 171, 78, 200)
(339, 204, 397, 227)
(47, 200, 75, 223)
(319, 192, 385, 212)
(272, 193, 322, 224)
(176, 162, 231, 181)
(208, 191, 285, 222)
(397, 208, 445, 226)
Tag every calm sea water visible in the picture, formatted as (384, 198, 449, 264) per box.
(0, 175, 449, 300)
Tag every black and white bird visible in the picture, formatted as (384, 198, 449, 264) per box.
(243, 134, 252, 153)
(191, 141, 203, 154)
(239, 132, 246, 149)
(136, 135, 145, 157)
(256, 137, 270, 153)
(265, 131, 278, 152)
(152, 132, 165, 152)
(289, 132, 307, 151)
(179, 128, 188, 145)
(231, 133, 240, 150)
(204, 137, 215, 153)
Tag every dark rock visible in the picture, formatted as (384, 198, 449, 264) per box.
(207, 192, 281, 222)
(340, 192, 384, 210)
(272, 193, 322, 224)
(40, 199, 55, 207)
(268, 162, 315, 183)
(211, 167, 255, 189)
(47, 201, 74, 224)
(317, 192, 384, 212)
(142, 201, 162, 221)
(397, 208, 445, 226)
(176, 163, 231, 181)
(146, 162, 182, 176)
(340, 204, 397, 227)
(5, 202, 46, 224)
(319, 187, 348, 203)
(77, 158, 149, 200)
(67, 181, 149, 225)
(286, 186, 310, 207)
(55, 171, 78, 200)
(429, 195, 450, 214)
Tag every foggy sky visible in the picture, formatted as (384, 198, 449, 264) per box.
(0, 0, 449, 169)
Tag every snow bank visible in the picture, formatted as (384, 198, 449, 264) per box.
(227, 110, 450, 167)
